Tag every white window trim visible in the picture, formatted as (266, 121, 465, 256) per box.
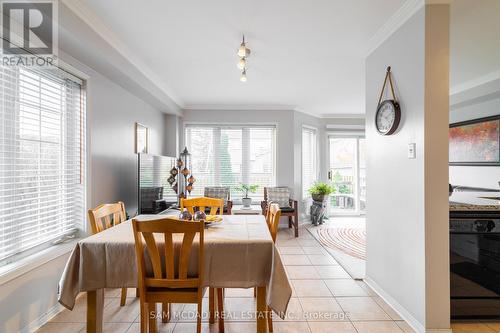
(0, 238, 81, 286)
(301, 125, 318, 200)
(0, 58, 89, 280)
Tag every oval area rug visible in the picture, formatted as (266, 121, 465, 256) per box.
(317, 227, 366, 260)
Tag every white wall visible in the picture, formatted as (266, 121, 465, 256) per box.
(449, 95, 500, 189)
(365, 5, 450, 333)
(86, 59, 169, 215)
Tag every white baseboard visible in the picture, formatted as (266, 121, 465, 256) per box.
(364, 277, 452, 333)
(20, 302, 64, 333)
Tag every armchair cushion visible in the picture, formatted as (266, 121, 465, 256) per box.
(266, 187, 292, 208)
(280, 206, 295, 213)
(204, 187, 230, 207)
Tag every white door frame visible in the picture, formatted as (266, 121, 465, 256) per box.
(327, 133, 366, 217)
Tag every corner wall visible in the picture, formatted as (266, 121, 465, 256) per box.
(365, 4, 450, 333)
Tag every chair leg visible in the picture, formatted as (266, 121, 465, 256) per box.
(294, 213, 299, 238)
(148, 303, 157, 333)
(288, 216, 292, 228)
(209, 287, 215, 324)
(161, 302, 170, 323)
(140, 301, 148, 333)
(120, 287, 127, 306)
(217, 288, 225, 333)
(267, 306, 273, 332)
(197, 298, 203, 333)
(253, 287, 257, 298)
(136, 288, 140, 298)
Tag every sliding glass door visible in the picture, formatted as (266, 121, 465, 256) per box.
(328, 136, 366, 215)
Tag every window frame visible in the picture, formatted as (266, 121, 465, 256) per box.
(0, 60, 87, 268)
(183, 122, 277, 203)
(301, 125, 318, 200)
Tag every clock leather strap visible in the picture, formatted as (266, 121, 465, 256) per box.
(377, 66, 397, 107)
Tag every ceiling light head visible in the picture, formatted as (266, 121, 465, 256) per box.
(240, 69, 247, 82)
(238, 44, 251, 58)
(237, 35, 251, 58)
(237, 57, 246, 70)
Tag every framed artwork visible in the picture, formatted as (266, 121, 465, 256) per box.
(449, 115, 500, 166)
(135, 122, 148, 154)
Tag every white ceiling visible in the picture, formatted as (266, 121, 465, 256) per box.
(77, 0, 405, 116)
(69, 0, 500, 117)
(450, 0, 500, 91)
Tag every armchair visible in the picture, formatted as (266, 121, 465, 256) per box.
(203, 186, 233, 214)
(261, 187, 299, 237)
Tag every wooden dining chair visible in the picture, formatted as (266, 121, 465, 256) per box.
(180, 197, 224, 215)
(258, 202, 281, 332)
(132, 217, 211, 333)
(267, 203, 282, 244)
(88, 202, 129, 306)
(180, 196, 225, 331)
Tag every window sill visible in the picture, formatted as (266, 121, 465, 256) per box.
(0, 238, 81, 287)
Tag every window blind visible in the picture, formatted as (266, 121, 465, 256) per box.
(0, 65, 85, 265)
(302, 127, 317, 198)
(185, 125, 276, 201)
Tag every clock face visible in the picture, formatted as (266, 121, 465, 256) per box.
(375, 100, 401, 135)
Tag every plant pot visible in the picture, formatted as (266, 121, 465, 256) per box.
(311, 193, 328, 202)
(242, 197, 252, 208)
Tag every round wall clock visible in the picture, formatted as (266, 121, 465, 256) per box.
(375, 66, 401, 136)
(375, 100, 401, 135)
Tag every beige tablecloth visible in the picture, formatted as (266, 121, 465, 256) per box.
(58, 214, 291, 318)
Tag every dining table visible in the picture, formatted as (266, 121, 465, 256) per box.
(58, 213, 292, 333)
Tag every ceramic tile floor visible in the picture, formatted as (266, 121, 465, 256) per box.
(35, 224, 499, 333)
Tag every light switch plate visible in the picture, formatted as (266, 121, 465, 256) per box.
(408, 143, 416, 159)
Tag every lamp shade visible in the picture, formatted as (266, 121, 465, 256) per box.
(237, 43, 251, 58)
(237, 57, 246, 70)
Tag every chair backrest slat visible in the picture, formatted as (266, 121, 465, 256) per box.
(180, 197, 224, 216)
(164, 233, 175, 279)
(88, 201, 126, 234)
(143, 232, 163, 279)
(132, 218, 205, 291)
(179, 232, 196, 279)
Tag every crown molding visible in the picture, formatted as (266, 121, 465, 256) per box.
(326, 124, 365, 130)
(365, 0, 425, 57)
(319, 113, 366, 119)
(450, 69, 500, 96)
(61, 0, 184, 109)
(183, 104, 297, 111)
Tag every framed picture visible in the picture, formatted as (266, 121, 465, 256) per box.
(449, 115, 500, 166)
(135, 122, 148, 154)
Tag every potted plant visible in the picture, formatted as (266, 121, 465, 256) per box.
(308, 182, 336, 202)
(235, 183, 259, 208)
